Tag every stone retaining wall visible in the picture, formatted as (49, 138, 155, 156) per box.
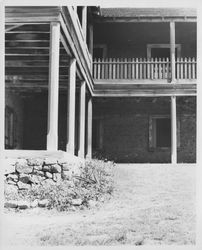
(4, 157, 83, 209)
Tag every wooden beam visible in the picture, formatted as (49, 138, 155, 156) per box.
(78, 81, 86, 158)
(94, 17, 196, 23)
(171, 95, 177, 164)
(66, 59, 76, 154)
(46, 22, 60, 151)
(86, 97, 93, 158)
(170, 21, 176, 82)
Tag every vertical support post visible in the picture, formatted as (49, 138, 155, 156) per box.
(47, 22, 60, 151)
(0, 4, 5, 238)
(171, 95, 177, 164)
(82, 6, 87, 42)
(66, 59, 76, 154)
(170, 21, 177, 164)
(170, 21, 176, 82)
(86, 97, 92, 158)
(89, 24, 93, 58)
(0, 2, 5, 157)
(78, 81, 86, 158)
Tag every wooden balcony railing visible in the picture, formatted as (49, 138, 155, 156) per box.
(93, 57, 197, 81)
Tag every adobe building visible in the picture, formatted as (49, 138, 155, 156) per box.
(1, 7, 197, 164)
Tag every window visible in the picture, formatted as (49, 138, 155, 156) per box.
(93, 44, 107, 59)
(149, 115, 180, 150)
(92, 119, 104, 150)
(5, 106, 17, 149)
(147, 44, 181, 59)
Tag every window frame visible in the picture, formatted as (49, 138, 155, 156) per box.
(149, 115, 180, 151)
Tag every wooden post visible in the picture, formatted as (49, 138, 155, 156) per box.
(82, 7, 87, 42)
(170, 21, 176, 82)
(171, 96, 177, 164)
(47, 22, 60, 151)
(78, 81, 86, 158)
(170, 21, 177, 164)
(0, 2, 5, 158)
(66, 59, 76, 154)
(88, 24, 93, 58)
(86, 97, 92, 158)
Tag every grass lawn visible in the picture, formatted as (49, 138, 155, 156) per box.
(2, 164, 196, 246)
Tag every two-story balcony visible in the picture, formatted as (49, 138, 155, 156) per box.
(93, 57, 196, 83)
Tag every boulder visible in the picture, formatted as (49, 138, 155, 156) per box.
(7, 179, 17, 185)
(43, 165, 52, 172)
(33, 165, 43, 171)
(33, 170, 45, 177)
(44, 158, 57, 165)
(53, 173, 62, 182)
(72, 198, 82, 206)
(4, 200, 18, 208)
(19, 174, 32, 184)
(17, 181, 31, 190)
(27, 158, 44, 166)
(45, 172, 52, 179)
(16, 159, 33, 174)
(38, 199, 49, 207)
(6, 173, 18, 182)
(18, 200, 30, 209)
(30, 175, 45, 184)
(51, 164, 61, 173)
(4, 183, 18, 195)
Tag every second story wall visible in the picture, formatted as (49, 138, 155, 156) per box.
(93, 22, 196, 59)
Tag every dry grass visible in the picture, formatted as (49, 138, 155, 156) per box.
(2, 164, 196, 246)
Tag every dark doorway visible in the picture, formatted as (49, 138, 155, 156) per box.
(156, 118, 171, 147)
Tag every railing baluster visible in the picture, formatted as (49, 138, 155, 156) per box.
(135, 58, 139, 79)
(166, 58, 169, 80)
(93, 58, 97, 79)
(151, 58, 154, 80)
(192, 57, 196, 79)
(176, 57, 179, 80)
(112, 58, 116, 79)
(116, 58, 119, 79)
(147, 58, 150, 79)
(184, 57, 187, 79)
(143, 58, 146, 79)
(159, 58, 162, 79)
(131, 58, 135, 79)
(162, 58, 165, 79)
(188, 57, 192, 80)
(108, 58, 112, 79)
(139, 58, 142, 79)
(154, 58, 158, 79)
(101, 58, 105, 79)
(124, 58, 127, 79)
(180, 58, 183, 79)
(97, 58, 101, 79)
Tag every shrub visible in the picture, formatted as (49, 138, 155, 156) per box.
(4, 159, 115, 211)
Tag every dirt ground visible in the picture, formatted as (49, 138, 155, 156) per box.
(1, 164, 196, 246)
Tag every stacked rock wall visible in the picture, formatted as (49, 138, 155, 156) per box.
(4, 157, 82, 209)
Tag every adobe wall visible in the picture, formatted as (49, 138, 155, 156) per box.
(93, 97, 196, 163)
